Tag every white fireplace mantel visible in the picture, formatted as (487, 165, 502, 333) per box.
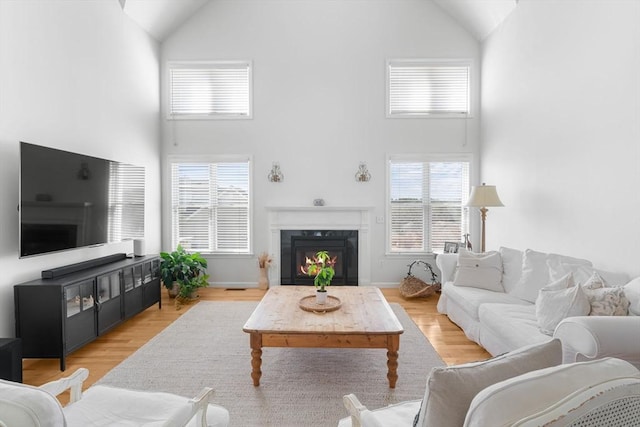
(267, 206, 373, 286)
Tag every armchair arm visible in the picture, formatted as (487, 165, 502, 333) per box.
(343, 394, 368, 427)
(435, 253, 458, 284)
(554, 316, 640, 369)
(187, 387, 214, 427)
(39, 367, 89, 403)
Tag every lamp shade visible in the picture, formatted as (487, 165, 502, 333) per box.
(466, 183, 504, 208)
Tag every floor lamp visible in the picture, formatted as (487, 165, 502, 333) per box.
(466, 183, 504, 252)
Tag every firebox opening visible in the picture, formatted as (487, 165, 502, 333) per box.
(280, 230, 358, 285)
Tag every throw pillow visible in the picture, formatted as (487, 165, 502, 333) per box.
(582, 272, 630, 316)
(499, 247, 523, 294)
(625, 277, 640, 316)
(453, 249, 504, 292)
(535, 273, 590, 335)
(413, 339, 562, 427)
(511, 249, 592, 303)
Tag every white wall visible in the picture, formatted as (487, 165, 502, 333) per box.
(0, 1, 161, 337)
(161, 0, 480, 287)
(481, 0, 640, 277)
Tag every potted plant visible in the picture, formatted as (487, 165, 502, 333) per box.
(159, 245, 209, 301)
(301, 250, 336, 304)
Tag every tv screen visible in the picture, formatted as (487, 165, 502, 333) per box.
(19, 142, 145, 257)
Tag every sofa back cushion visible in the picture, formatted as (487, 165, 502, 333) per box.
(499, 247, 523, 293)
(463, 357, 640, 427)
(453, 250, 504, 292)
(510, 249, 592, 303)
(415, 339, 562, 427)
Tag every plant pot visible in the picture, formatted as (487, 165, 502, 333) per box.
(316, 290, 328, 305)
(166, 282, 179, 299)
(258, 268, 269, 290)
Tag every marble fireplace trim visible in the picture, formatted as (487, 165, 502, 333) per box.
(267, 206, 373, 286)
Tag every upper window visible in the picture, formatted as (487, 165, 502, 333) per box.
(108, 162, 145, 242)
(168, 61, 252, 119)
(388, 155, 470, 253)
(169, 157, 251, 254)
(387, 60, 470, 117)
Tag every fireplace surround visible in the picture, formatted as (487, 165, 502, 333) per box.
(267, 206, 372, 286)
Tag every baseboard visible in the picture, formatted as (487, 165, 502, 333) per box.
(208, 282, 257, 289)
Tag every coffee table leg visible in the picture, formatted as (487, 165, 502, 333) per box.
(250, 332, 262, 386)
(387, 335, 400, 388)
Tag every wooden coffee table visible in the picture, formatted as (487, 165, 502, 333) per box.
(242, 286, 404, 388)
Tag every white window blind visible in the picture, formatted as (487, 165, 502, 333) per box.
(389, 159, 469, 253)
(169, 61, 252, 118)
(387, 61, 470, 117)
(108, 163, 145, 242)
(170, 160, 250, 254)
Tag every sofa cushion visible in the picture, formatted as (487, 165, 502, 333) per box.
(535, 274, 590, 335)
(463, 358, 640, 427)
(453, 250, 504, 292)
(547, 259, 594, 285)
(511, 249, 592, 303)
(594, 269, 630, 287)
(478, 303, 550, 354)
(415, 339, 562, 427)
(442, 282, 529, 323)
(499, 247, 523, 293)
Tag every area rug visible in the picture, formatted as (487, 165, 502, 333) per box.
(97, 301, 444, 426)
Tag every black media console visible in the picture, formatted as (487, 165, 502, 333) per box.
(14, 253, 161, 371)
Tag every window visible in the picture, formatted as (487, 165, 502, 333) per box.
(387, 60, 470, 117)
(168, 61, 252, 119)
(170, 158, 251, 254)
(108, 162, 145, 242)
(388, 156, 470, 253)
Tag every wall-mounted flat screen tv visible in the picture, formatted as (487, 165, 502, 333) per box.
(19, 141, 145, 258)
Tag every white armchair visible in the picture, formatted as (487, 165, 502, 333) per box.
(0, 368, 230, 427)
(339, 357, 640, 427)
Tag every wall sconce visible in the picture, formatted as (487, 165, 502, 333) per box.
(77, 162, 91, 180)
(268, 162, 284, 182)
(355, 162, 371, 182)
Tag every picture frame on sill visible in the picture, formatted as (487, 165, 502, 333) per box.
(444, 242, 460, 254)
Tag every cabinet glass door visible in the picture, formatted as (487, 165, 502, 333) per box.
(134, 265, 143, 288)
(65, 286, 81, 317)
(123, 267, 135, 292)
(65, 280, 94, 318)
(97, 272, 120, 303)
(143, 262, 153, 284)
(152, 259, 160, 279)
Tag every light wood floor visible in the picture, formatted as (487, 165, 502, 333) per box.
(22, 287, 490, 400)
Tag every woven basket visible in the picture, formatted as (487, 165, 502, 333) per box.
(399, 275, 441, 299)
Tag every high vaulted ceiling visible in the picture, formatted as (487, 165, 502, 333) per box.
(119, 0, 209, 41)
(120, 0, 518, 42)
(433, 0, 518, 40)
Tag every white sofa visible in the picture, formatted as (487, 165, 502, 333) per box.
(436, 247, 640, 368)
